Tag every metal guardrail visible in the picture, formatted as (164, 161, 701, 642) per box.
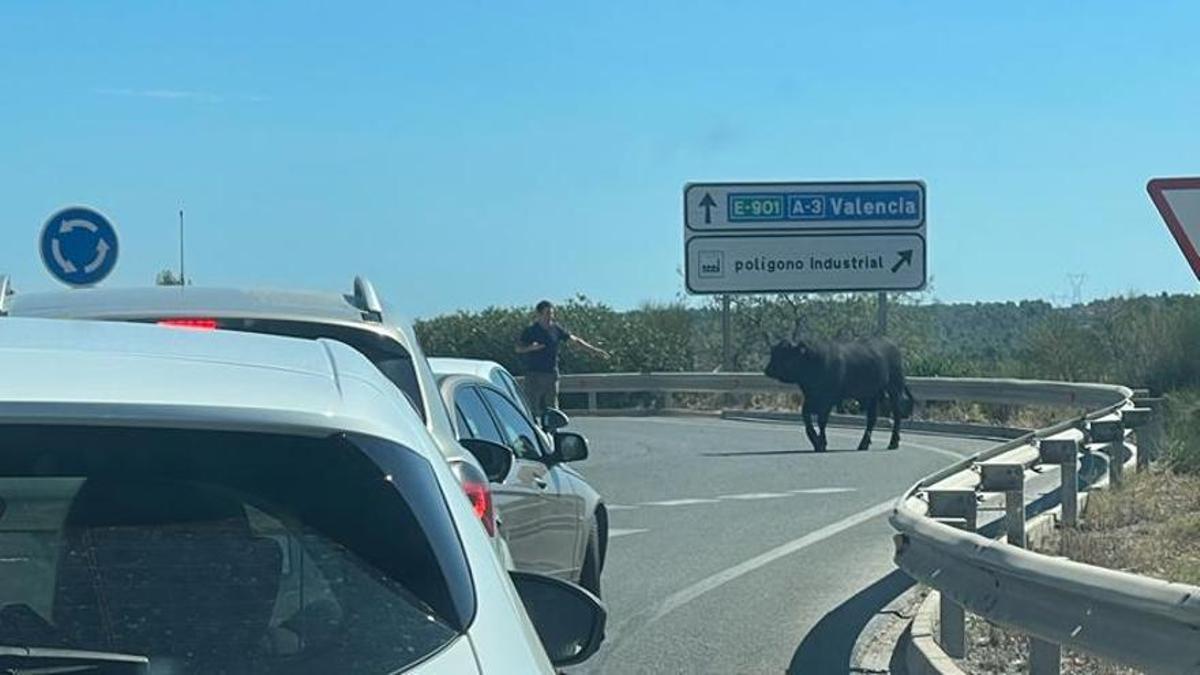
(558, 372, 1131, 411)
(556, 372, 1200, 673)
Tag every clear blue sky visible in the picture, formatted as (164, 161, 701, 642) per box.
(3, 2, 1198, 317)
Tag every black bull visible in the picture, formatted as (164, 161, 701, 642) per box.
(764, 338, 915, 452)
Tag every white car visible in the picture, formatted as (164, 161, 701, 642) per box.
(3, 277, 513, 565)
(0, 318, 605, 673)
(430, 358, 607, 596)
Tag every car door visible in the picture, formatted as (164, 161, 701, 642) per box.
(452, 385, 558, 576)
(478, 387, 583, 580)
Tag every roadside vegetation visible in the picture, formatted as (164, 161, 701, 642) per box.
(415, 291, 1200, 387)
(417, 291, 1200, 470)
(417, 293, 1200, 438)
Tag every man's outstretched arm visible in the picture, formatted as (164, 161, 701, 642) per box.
(570, 335, 610, 359)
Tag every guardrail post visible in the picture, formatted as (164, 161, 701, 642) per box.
(1040, 430, 1084, 528)
(980, 460, 1063, 673)
(1089, 414, 1126, 487)
(927, 488, 978, 659)
(1132, 393, 1161, 461)
(981, 463, 1027, 547)
(587, 391, 598, 412)
(1122, 406, 1154, 472)
(1030, 637, 1062, 675)
(1133, 396, 1166, 464)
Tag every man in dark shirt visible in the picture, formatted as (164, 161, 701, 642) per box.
(517, 300, 609, 418)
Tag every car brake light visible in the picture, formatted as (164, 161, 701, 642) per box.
(157, 318, 219, 330)
(451, 461, 497, 537)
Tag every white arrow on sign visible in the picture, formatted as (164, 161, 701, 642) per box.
(59, 218, 99, 234)
(83, 239, 111, 274)
(50, 239, 78, 273)
(1148, 177, 1200, 280)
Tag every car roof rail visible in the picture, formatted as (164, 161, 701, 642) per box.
(0, 275, 11, 316)
(352, 276, 383, 322)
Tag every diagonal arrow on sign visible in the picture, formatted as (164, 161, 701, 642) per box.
(1148, 177, 1200, 280)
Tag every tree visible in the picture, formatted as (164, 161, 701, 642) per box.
(156, 269, 185, 286)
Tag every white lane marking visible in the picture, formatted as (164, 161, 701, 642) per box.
(791, 487, 856, 495)
(647, 499, 894, 623)
(901, 439, 972, 461)
(718, 492, 791, 500)
(605, 504, 639, 511)
(640, 498, 720, 507)
(633, 489, 858, 508)
(609, 528, 650, 538)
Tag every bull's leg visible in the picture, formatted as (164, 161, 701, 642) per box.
(859, 397, 878, 451)
(816, 404, 831, 453)
(802, 400, 822, 452)
(887, 387, 902, 449)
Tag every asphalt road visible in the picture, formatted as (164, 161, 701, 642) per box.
(563, 415, 999, 675)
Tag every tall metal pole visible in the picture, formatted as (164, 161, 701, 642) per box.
(179, 209, 186, 285)
(876, 291, 888, 336)
(721, 294, 732, 371)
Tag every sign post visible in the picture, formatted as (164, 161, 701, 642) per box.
(876, 291, 888, 336)
(1147, 177, 1200, 280)
(720, 294, 732, 370)
(684, 181, 927, 294)
(40, 206, 120, 288)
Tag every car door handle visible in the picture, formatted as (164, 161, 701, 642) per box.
(534, 476, 548, 490)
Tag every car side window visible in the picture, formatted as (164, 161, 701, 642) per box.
(479, 388, 543, 461)
(454, 406, 473, 439)
(453, 388, 505, 445)
(495, 370, 533, 419)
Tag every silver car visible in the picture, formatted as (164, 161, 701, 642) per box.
(430, 358, 607, 597)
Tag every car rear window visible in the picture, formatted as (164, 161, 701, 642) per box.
(0, 425, 473, 674)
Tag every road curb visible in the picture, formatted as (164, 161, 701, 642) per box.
(849, 583, 928, 674)
(907, 590, 970, 675)
(718, 410, 1028, 441)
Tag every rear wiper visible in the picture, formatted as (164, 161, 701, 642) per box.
(0, 646, 149, 674)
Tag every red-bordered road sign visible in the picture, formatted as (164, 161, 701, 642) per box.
(1148, 177, 1200, 280)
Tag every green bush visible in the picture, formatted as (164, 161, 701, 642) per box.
(415, 293, 1200, 400)
(415, 296, 695, 375)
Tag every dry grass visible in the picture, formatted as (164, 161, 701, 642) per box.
(958, 468, 1200, 673)
(1042, 469, 1200, 586)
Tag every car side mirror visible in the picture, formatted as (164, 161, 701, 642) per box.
(553, 432, 589, 463)
(541, 407, 570, 432)
(510, 571, 606, 667)
(459, 439, 513, 482)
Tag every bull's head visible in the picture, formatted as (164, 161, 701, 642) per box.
(763, 339, 816, 384)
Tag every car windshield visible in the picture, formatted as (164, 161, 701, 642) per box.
(0, 425, 470, 674)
